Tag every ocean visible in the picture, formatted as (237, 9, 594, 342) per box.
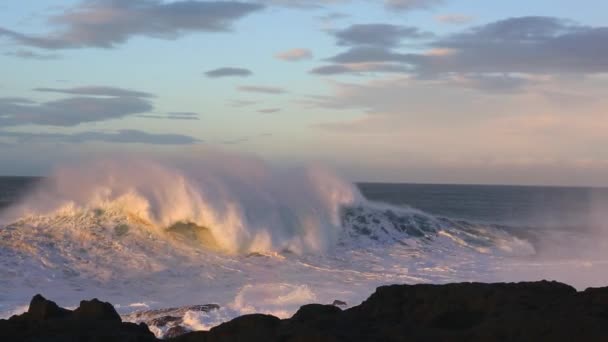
(1, 162, 607, 337)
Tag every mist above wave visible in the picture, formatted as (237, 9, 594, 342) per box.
(0, 156, 361, 255)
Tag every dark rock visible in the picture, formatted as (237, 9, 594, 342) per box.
(25, 294, 71, 320)
(204, 314, 281, 341)
(292, 304, 341, 321)
(173, 280, 608, 342)
(0, 295, 156, 341)
(73, 298, 121, 321)
(8, 281, 608, 341)
(331, 300, 347, 307)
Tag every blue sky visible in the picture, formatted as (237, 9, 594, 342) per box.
(1, 0, 607, 186)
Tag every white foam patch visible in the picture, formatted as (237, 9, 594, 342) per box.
(231, 283, 316, 318)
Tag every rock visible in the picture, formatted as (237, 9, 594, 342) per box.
(0, 295, 156, 341)
(331, 300, 347, 307)
(25, 294, 71, 320)
(187, 314, 281, 342)
(73, 298, 122, 321)
(173, 280, 608, 342)
(292, 304, 342, 321)
(7, 281, 608, 341)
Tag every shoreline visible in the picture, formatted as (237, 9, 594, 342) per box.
(3, 280, 608, 341)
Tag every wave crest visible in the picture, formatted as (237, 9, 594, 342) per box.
(1, 158, 361, 254)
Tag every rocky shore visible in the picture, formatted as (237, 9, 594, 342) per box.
(3, 280, 608, 341)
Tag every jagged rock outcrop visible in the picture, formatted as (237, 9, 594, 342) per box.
(0, 294, 156, 341)
(171, 281, 608, 342)
(5, 281, 608, 341)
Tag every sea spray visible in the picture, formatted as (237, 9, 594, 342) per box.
(1, 157, 362, 254)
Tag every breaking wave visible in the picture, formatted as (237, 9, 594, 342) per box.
(0, 158, 361, 255)
(0, 157, 532, 258)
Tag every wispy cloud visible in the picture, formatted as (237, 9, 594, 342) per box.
(228, 99, 258, 107)
(137, 112, 200, 120)
(317, 12, 349, 25)
(3, 49, 61, 60)
(275, 48, 313, 61)
(332, 23, 433, 48)
(0, 90, 153, 127)
(219, 132, 272, 145)
(258, 108, 281, 114)
(221, 137, 250, 145)
(260, 0, 442, 11)
(33, 86, 155, 98)
(435, 14, 474, 25)
(311, 62, 409, 75)
(384, 0, 443, 11)
(205, 67, 253, 78)
(0, 0, 264, 49)
(0, 130, 201, 145)
(238, 85, 287, 94)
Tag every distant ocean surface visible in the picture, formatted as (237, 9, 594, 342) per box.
(1, 166, 608, 338)
(0, 177, 40, 209)
(359, 182, 608, 229)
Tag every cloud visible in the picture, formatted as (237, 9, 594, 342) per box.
(261, 0, 443, 11)
(0, 95, 153, 127)
(167, 111, 199, 117)
(3, 49, 61, 60)
(332, 23, 433, 47)
(275, 48, 313, 61)
(221, 137, 250, 145)
(327, 46, 416, 64)
(311, 62, 409, 75)
(33, 86, 154, 98)
(435, 14, 474, 25)
(256, 0, 329, 9)
(320, 16, 608, 80)
(228, 99, 258, 107)
(445, 73, 537, 93)
(0, 0, 264, 49)
(238, 85, 287, 94)
(205, 67, 253, 78)
(384, 0, 443, 11)
(137, 112, 200, 120)
(219, 132, 272, 145)
(318, 12, 349, 23)
(0, 129, 201, 145)
(258, 108, 281, 114)
(416, 16, 608, 75)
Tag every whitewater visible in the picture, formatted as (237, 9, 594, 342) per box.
(1, 156, 607, 337)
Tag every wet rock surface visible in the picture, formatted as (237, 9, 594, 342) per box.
(5, 281, 608, 341)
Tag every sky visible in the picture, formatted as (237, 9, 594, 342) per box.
(0, 0, 607, 186)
